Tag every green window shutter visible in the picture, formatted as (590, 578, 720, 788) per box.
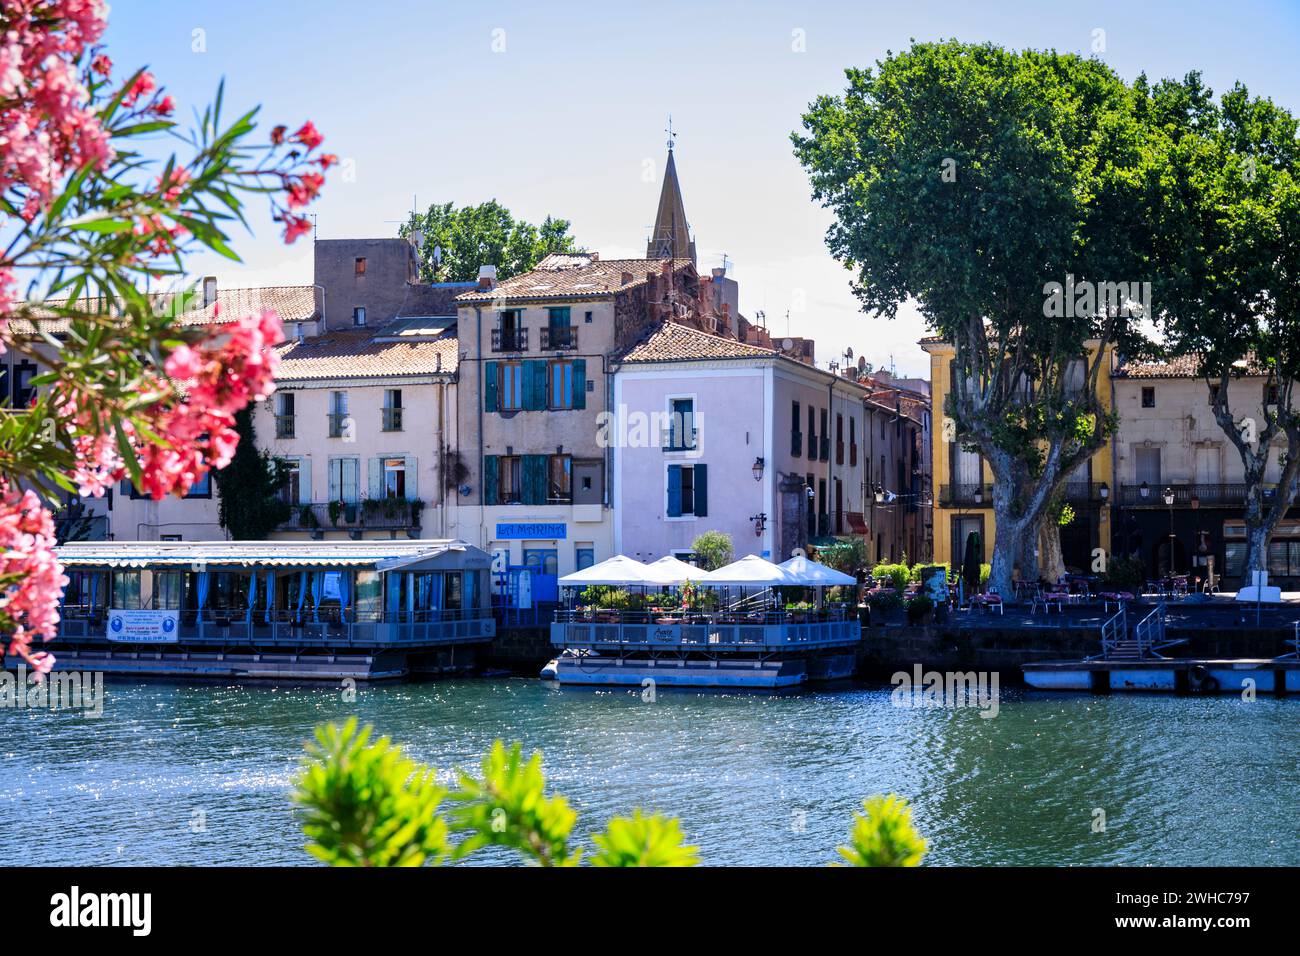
(483, 455, 499, 505)
(368, 457, 383, 499)
(523, 361, 545, 411)
(572, 359, 586, 410)
(405, 456, 418, 499)
(693, 464, 708, 517)
(666, 465, 682, 517)
(484, 361, 498, 413)
(523, 455, 547, 505)
(549, 306, 571, 327)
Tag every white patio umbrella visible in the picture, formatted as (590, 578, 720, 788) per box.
(700, 554, 798, 587)
(558, 555, 656, 587)
(778, 554, 856, 586)
(643, 555, 703, 586)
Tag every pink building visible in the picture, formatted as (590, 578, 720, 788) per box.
(612, 323, 881, 564)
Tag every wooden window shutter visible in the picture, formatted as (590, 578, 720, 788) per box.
(483, 455, 499, 505)
(666, 465, 682, 517)
(693, 464, 708, 517)
(523, 455, 548, 505)
(572, 359, 586, 410)
(484, 361, 498, 413)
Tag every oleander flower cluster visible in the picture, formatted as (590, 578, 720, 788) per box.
(0, 2, 327, 679)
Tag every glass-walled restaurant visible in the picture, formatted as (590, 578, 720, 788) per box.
(55, 540, 495, 645)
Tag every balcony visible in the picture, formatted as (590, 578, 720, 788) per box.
(491, 327, 528, 352)
(540, 326, 577, 351)
(1115, 483, 1261, 507)
(661, 427, 698, 452)
(382, 407, 403, 432)
(281, 498, 424, 537)
(275, 415, 296, 439)
(938, 483, 995, 507)
(1062, 482, 1110, 503)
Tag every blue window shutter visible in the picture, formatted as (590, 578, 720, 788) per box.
(572, 359, 586, 410)
(299, 457, 312, 505)
(667, 465, 682, 517)
(405, 456, 418, 499)
(523, 455, 547, 505)
(694, 464, 708, 517)
(368, 457, 384, 499)
(523, 361, 544, 411)
(483, 456, 499, 505)
(484, 361, 498, 413)
(328, 460, 340, 501)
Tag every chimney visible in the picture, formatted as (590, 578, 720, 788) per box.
(202, 276, 218, 308)
(477, 265, 497, 291)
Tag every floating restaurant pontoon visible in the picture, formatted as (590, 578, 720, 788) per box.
(39, 539, 495, 681)
(548, 554, 862, 688)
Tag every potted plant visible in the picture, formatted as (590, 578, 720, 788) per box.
(328, 499, 343, 526)
(867, 591, 905, 626)
(905, 593, 934, 625)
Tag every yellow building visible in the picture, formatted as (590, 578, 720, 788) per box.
(920, 337, 1114, 571)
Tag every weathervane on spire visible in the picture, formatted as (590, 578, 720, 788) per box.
(665, 115, 676, 152)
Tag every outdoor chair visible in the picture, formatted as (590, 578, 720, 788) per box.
(1099, 591, 1135, 613)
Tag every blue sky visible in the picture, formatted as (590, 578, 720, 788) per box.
(104, 0, 1300, 376)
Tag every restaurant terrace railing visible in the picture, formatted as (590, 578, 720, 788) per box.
(56, 607, 495, 648)
(1114, 483, 1267, 507)
(552, 609, 859, 651)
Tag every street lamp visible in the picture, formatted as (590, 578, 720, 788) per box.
(752, 457, 764, 482)
(1163, 486, 1176, 575)
(874, 484, 885, 505)
(1139, 481, 1150, 500)
(1099, 482, 1109, 501)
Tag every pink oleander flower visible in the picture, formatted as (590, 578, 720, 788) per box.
(90, 52, 112, 76)
(121, 69, 155, 107)
(282, 213, 312, 244)
(291, 120, 323, 150)
(151, 94, 175, 116)
(0, 483, 68, 683)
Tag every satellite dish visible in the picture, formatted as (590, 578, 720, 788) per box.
(433, 244, 443, 265)
(409, 229, 424, 250)
(782, 337, 794, 351)
(845, 347, 854, 359)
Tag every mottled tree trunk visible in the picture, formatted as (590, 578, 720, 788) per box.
(1038, 519, 1066, 584)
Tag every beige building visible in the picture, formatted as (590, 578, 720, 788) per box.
(1111, 356, 1297, 585)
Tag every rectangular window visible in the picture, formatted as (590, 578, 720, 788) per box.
(1141, 386, 1155, 408)
(280, 459, 302, 505)
(276, 392, 295, 439)
(329, 391, 349, 437)
(791, 401, 802, 457)
(185, 473, 211, 498)
(499, 363, 524, 411)
(667, 463, 708, 517)
(353, 306, 366, 327)
(1134, 445, 1161, 486)
(849, 416, 858, 466)
(383, 389, 403, 431)
(548, 455, 572, 503)
(329, 457, 360, 504)
(668, 397, 695, 450)
(836, 413, 844, 465)
(808, 407, 816, 459)
(820, 408, 830, 461)
(355, 257, 366, 276)
(494, 310, 525, 351)
(548, 361, 574, 410)
(575, 545, 595, 571)
(498, 456, 521, 505)
(383, 458, 407, 498)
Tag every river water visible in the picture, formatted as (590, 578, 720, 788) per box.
(3, 678, 1297, 866)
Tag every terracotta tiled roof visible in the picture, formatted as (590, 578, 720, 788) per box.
(455, 257, 695, 304)
(13, 285, 317, 334)
(274, 329, 458, 381)
(619, 321, 776, 363)
(1114, 354, 1271, 378)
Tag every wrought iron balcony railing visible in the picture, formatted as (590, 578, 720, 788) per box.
(938, 483, 995, 507)
(491, 327, 528, 352)
(539, 326, 577, 351)
(1115, 483, 1263, 507)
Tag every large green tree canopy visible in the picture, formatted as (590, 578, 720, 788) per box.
(400, 200, 581, 283)
(793, 41, 1166, 590)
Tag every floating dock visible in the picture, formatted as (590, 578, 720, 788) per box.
(1022, 658, 1300, 694)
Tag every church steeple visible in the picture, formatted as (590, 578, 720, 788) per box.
(646, 122, 696, 263)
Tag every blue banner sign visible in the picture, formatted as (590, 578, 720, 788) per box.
(496, 522, 567, 540)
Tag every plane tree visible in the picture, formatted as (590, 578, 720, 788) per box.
(793, 41, 1159, 595)
(1152, 79, 1300, 584)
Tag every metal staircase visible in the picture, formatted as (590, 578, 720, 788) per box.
(1090, 603, 1187, 660)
